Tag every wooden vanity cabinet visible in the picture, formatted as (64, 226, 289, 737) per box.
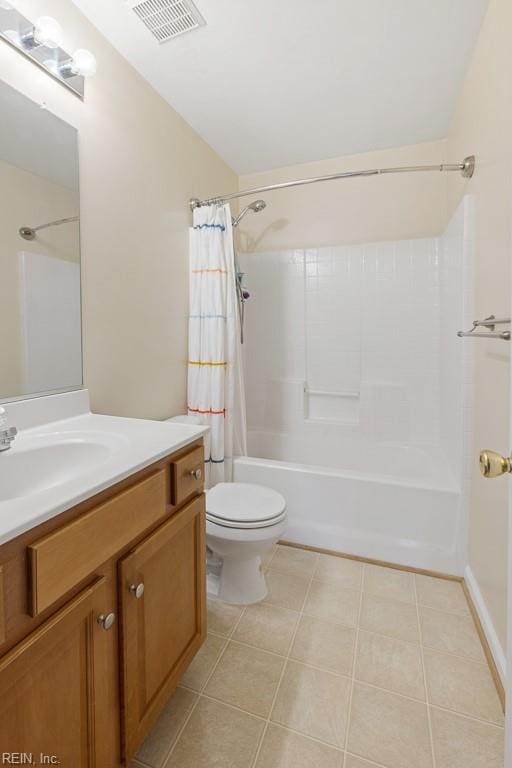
(120, 494, 206, 758)
(0, 576, 118, 767)
(0, 440, 206, 767)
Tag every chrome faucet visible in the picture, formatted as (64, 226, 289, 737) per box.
(0, 407, 17, 452)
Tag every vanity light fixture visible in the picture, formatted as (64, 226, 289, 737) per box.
(21, 16, 64, 50)
(0, 5, 96, 98)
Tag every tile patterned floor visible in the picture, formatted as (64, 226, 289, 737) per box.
(132, 545, 504, 768)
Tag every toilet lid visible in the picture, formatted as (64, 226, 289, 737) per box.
(206, 483, 286, 527)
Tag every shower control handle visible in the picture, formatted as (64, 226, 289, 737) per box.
(479, 450, 512, 478)
(189, 468, 202, 481)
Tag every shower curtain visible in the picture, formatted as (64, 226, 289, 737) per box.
(188, 204, 247, 487)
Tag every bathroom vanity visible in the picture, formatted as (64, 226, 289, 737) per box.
(0, 405, 207, 766)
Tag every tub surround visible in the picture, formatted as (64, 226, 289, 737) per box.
(0, 389, 209, 545)
(236, 198, 472, 576)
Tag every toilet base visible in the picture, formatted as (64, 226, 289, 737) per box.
(209, 555, 267, 604)
(206, 509, 288, 606)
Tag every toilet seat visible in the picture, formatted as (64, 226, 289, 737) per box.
(206, 482, 287, 530)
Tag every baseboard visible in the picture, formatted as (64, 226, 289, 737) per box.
(279, 539, 462, 581)
(462, 566, 506, 707)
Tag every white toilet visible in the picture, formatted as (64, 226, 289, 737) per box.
(165, 416, 287, 604)
(206, 482, 287, 604)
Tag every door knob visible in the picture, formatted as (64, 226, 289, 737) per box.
(129, 582, 145, 599)
(189, 468, 202, 480)
(97, 612, 116, 630)
(479, 450, 512, 478)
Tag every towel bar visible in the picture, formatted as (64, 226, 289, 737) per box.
(457, 315, 511, 341)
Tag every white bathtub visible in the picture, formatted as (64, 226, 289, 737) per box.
(233, 438, 463, 573)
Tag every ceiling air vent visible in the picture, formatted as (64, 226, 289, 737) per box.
(127, 0, 206, 44)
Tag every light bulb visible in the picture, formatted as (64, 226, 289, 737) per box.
(34, 16, 63, 49)
(71, 48, 97, 77)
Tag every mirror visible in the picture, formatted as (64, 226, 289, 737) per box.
(0, 80, 82, 402)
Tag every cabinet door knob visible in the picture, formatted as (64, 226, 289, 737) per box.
(97, 612, 116, 630)
(189, 467, 202, 480)
(129, 582, 145, 599)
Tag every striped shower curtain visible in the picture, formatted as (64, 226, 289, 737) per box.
(188, 203, 247, 487)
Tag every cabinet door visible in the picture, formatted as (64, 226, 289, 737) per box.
(119, 494, 206, 760)
(0, 577, 119, 768)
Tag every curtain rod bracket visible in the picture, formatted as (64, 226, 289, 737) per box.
(461, 155, 475, 178)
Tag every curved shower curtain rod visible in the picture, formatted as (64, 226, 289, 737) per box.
(190, 155, 475, 210)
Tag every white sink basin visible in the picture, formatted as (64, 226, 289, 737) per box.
(0, 431, 128, 501)
(0, 399, 209, 547)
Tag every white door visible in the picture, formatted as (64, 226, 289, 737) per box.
(507, 466, 512, 764)
(477, 441, 512, 764)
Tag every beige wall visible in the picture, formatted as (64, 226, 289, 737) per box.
(0, 0, 236, 418)
(0, 158, 79, 399)
(447, 0, 512, 654)
(237, 140, 448, 252)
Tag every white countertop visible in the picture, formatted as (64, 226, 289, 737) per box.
(0, 393, 208, 546)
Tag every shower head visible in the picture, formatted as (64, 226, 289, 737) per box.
(248, 199, 266, 213)
(232, 199, 267, 227)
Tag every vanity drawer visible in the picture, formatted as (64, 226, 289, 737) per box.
(170, 445, 205, 506)
(29, 470, 167, 616)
